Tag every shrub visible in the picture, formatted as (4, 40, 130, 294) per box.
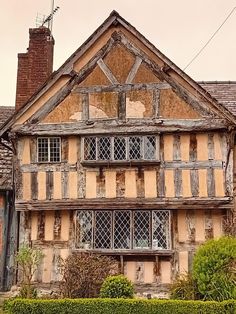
(15, 244, 44, 298)
(5, 298, 236, 314)
(59, 252, 118, 298)
(193, 236, 236, 301)
(170, 272, 199, 300)
(100, 275, 134, 298)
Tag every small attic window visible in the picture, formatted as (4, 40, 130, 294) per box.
(37, 137, 61, 163)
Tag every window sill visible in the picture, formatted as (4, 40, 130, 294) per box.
(81, 160, 160, 167)
(73, 249, 173, 256)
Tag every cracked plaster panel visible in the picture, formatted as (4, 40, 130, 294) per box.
(159, 89, 201, 119)
(42, 93, 83, 123)
(126, 90, 153, 118)
(103, 44, 135, 83)
(132, 63, 161, 84)
(89, 92, 118, 119)
(79, 65, 110, 87)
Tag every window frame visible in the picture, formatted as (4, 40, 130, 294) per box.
(82, 135, 159, 163)
(37, 137, 61, 163)
(75, 209, 171, 251)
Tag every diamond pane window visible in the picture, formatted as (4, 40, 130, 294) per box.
(144, 136, 156, 160)
(37, 137, 61, 162)
(82, 135, 159, 161)
(114, 137, 126, 160)
(75, 210, 170, 250)
(94, 211, 112, 249)
(114, 211, 131, 249)
(84, 137, 96, 160)
(98, 137, 111, 160)
(129, 136, 142, 160)
(152, 211, 170, 249)
(76, 211, 93, 249)
(133, 211, 151, 249)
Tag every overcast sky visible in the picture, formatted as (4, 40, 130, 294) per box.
(1, 0, 236, 107)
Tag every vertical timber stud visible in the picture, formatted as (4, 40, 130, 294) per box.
(208, 133, 215, 160)
(31, 172, 38, 200)
(189, 134, 199, 197)
(173, 135, 182, 197)
(82, 93, 89, 120)
(153, 89, 160, 118)
(46, 171, 53, 200)
(159, 135, 165, 197)
(173, 134, 181, 161)
(118, 92, 126, 120)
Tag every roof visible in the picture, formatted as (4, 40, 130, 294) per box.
(199, 82, 236, 116)
(0, 106, 15, 126)
(0, 106, 14, 189)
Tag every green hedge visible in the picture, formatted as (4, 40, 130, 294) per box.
(5, 298, 236, 314)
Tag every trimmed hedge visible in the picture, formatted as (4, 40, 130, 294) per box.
(5, 298, 236, 314)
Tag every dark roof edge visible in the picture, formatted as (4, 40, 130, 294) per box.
(198, 81, 236, 84)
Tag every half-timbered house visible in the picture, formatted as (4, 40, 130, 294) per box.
(0, 11, 235, 296)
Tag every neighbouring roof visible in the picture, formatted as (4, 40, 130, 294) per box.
(199, 81, 236, 116)
(0, 106, 14, 189)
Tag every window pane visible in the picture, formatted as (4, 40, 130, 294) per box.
(76, 211, 93, 249)
(38, 138, 49, 162)
(84, 137, 96, 160)
(133, 211, 151, 249)
(129, 136, 142, 160)
(49, 138, 61, 162)
(144, 136, 156, 160)
(153, 211, 170, 249)
(98, 137, 111, 160)
(94, 211, 112, 249)
(114, 137, 126, 160)
(114, 211, 131, 249)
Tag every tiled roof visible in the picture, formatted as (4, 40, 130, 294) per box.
(0, 106, 14, 189)
(199, 81, 236, 116)
(0, 106, 15, 126)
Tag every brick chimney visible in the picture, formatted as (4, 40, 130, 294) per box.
(15, 27, 54, 110)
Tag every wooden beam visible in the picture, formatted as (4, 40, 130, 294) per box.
(125, 56, 142, 83)
(72, 82, 170, 94)
(97, 58, 119, 84)
(16, 118, 229, 136)
(15, 197, 233, 211)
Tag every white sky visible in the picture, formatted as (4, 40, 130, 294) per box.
(1, 0, 236, 107)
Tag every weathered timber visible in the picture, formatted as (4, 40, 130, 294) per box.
(82, 93, 89, 120)
(72, 249, 174, 256)
(190, 169, 199, 197)
(189, 134, 197, 162)
(208, 133, 214, 160)
(125, 56, 142, 83)
(153, 89, 160, 118)
(31, 172, 38, 200)
(97, 58, 119, 84)
(207, 168, 215, 197)
(16, 119, 229, 136)
(118, 92, 126, 120)
(23, 160, 220, 172)
(62, 171, 69, 199)
(15, 197, 233, 211)
(73, 82, 170, 94)
(173, 135, 181, 161)
(46, 171, 53, 200)
(174, 169, 182, 197)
